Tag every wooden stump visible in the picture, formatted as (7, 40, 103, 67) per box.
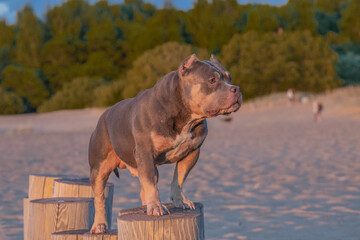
(52, 178, 113, 198)
(29, 174, 75, 199)
(51, 229, 88, 240)
(51, 230, 118, 240)
(53, 178, 114, 228)
(23, 198, 29, 240)
(117, 202, 204, 240)
(83, 231, 118, 240)
(27, 198, 95, 240)
(25, 174, 76, 240)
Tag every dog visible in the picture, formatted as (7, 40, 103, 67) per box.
(88, 54, 242, 233)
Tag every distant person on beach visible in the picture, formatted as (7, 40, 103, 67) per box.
(313, 101, 323, 122)
(287, 88, 295, 103)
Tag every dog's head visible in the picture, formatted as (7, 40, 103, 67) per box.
(178, 54, 242, 118)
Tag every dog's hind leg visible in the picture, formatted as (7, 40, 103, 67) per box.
(90, 163, 111, 233)
(89, 114, 117, 233)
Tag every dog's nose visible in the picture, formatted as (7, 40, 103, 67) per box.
(230, 86, 240, 94)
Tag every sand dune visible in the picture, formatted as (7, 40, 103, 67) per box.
(0, 87, 359, 239)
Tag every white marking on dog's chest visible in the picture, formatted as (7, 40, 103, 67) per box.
(151, 131, 194, 153)
(173, 132, 192, 147)
(165, 131, 200, 161)
(151, 119, 206, 163)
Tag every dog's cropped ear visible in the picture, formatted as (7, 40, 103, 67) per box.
(210, 54, 217, 62)
(210, 54, 231, 80)
(179, 54, 199, 76)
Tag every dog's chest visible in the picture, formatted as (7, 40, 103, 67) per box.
(165, 132, 198, 159)
(151, 127, 205, 164)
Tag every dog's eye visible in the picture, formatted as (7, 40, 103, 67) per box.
(208, 78, 216, 84)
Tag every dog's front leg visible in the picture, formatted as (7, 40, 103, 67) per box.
(140, 166, 159, 206)
(171, 149, 199, 209)
(136, 149, 168, 216)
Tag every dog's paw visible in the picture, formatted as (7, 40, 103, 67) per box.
(172, 196, 195, 210)
(171, 192, 195, 210)
(90, 223, 107, 234)
(146, 201, 170, 216)
(182, 198, 195, 210)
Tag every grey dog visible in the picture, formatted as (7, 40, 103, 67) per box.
(88, 54, 242, 233)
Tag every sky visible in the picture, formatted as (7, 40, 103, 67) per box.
(0, 0, 288, 24)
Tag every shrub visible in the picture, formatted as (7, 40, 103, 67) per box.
(333, 42, 360, 86)
(82, 52, 119, 80)
(335, 52, 360, 85)
(93, 80, 126, 107)
(1, 65, 49, 109)
(220, 30, 341, 99)
(38, 77, 104, 112)
(122, 42, 209, 99)
(0, 88, 24, 114)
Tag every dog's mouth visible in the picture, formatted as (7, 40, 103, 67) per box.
(206, 99, 242, 117)
(206, 109, 220, 117)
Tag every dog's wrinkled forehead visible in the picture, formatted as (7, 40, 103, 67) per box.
(202, 61, 223, 78)
(201, 60, 231, 83)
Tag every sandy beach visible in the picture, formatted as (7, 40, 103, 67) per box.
(0, 87, 359, 240)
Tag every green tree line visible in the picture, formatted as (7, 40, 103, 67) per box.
(0, 0, 359, 114)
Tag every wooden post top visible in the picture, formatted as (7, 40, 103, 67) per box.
(29, 173, 78, 178)
(83, 230, 118, 236)
(54, 178, 114, 187)
(51, 229, 89, 235)
(30, 197, 94, 204)
(118, 202, 203, 221)
(51, 229, 118, 236)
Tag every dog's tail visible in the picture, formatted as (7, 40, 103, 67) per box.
(113, 168, 120, 178)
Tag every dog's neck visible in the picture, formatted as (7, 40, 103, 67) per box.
(153, 71, 204, 135)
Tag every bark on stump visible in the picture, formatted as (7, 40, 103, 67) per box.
(51, 230, 118, 240)
(53, 178, 114, 228)
(117, 202, 204, 240)
(27, 198, 95, 240)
